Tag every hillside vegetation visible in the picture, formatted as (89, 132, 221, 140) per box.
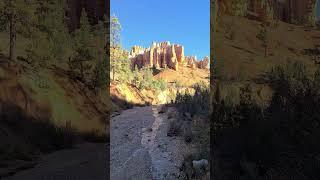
(212, 8, 320, 180)
(109, 16, 209, 112)
(0, 0, 108, 176)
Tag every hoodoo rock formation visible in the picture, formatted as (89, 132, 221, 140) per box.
(129, 42, 209, 71)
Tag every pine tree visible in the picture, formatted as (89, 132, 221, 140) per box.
(92, 15, 108, 90)
(110, 15, 122, 81)
(22, 0, 71, 67)
(69, 8, 95, 84)
(33, 0, 71, 64)
(0, 0, 34, 61)
(45, 0, 72, 63)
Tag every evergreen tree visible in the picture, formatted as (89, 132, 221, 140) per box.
(24, 0, 71, 66)
(92, 15, 108, 90)
(46, 0, 71, 63)
(110, 15, 122, 81)
(69, 9, 95, 84)
(117, 53, 133, 84)
(0, 0, 35, 60)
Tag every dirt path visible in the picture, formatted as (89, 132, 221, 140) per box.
(111, 105, 189, 180)
(4, 143, 108, 180)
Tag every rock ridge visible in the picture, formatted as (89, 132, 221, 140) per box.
(129, 41, 209, 71)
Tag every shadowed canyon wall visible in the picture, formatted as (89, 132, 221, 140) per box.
(66, 0, 108, 31)
(217, 0, 318, 25)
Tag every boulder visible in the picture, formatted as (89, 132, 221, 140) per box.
(192, 159, 209, 175)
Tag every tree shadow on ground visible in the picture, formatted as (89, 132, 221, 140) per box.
(0, 101, 108, 178)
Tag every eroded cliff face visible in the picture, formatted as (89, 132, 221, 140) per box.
(111, 83, 196, 106)
(270, 0, 317, 25)
(66, 0, 108, 31)
(129, 42, 209, 71)
(217, 0, 318, 25)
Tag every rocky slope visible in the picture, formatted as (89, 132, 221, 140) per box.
(129, 41, 209, 71)
(214, 14, 320, 82)
(0, 57, 108, 177)
(110, 66, 209, 112)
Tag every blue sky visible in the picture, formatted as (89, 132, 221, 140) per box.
(111, 0, 210, 60)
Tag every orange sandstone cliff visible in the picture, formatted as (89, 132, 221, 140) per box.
(129, 41, 209, 71)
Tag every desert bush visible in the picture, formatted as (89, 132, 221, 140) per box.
(152, 78, 167, 91)
(180, 153, 196, 179)
(116, 58, 133, 84)
(132, 67, 152, 90)
(132, 67, 167, 91)
(175, 82, 209, 117)
(158, 105, 168, 114)
(212, 61, 320, 179)
(167, 119, 182, 137)
(172, 79, 183, 88)
(268, 61, 308, 82)
(0, 103, 76, 154)
(183, 122, 193, 143)
(232, 0, 247, 16)
(167, 111, 176, 119)
(174, 82, 210, 169)
(222, 84, 240, 105)
(141, 67, 154, 88)
(0, 101, 107, 160)
(80, 129, 107, 143)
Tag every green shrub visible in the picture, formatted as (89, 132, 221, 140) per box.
(231, 0, 247, 16)
(132, 67, 167, 91)
(175, 83, 209, 117)
(173, 79, 183, 88)
(167, 119, 182, 137)
(117, 58, 133, 84)
(152, 78, 167, 91)
(212, 61, 320, 179)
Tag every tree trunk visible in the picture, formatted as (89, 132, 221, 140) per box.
(9, 16, 16, 61)
(112, 66, 115, 81)
(80, 61, 84, 82)
(265, 46, 267, 57)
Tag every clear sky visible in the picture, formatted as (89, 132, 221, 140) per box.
(111, 0, 210, 60)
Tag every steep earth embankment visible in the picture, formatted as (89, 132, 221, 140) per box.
(215, 14, 320, 84)
(0, 57, 108, 178)
(110, 66, 209, 112)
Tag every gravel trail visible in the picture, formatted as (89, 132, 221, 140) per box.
(111, 105, 188, 180)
